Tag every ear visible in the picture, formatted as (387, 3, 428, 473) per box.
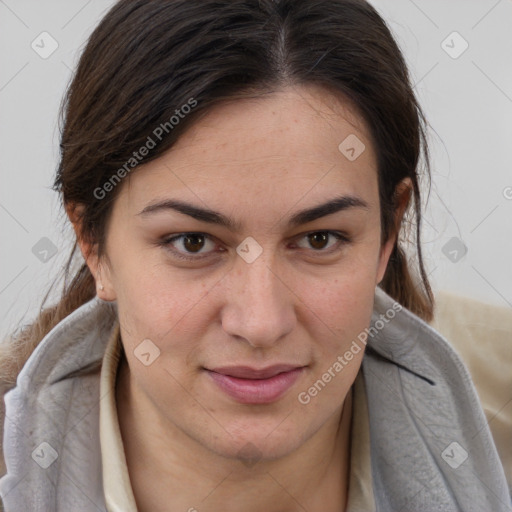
(375, 177, 412, 285)
(66, 202, 116, 301)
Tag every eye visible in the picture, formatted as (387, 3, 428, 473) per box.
(294, 231, 350, 253)
(160, 233, 219, 261)
(159, 230, 350, 262)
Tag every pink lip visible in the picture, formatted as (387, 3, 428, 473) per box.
(206, 365, 305, 404)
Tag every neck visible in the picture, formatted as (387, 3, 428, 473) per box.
(116, 354, 353, 512)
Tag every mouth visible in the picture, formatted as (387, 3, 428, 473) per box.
(204, 364, 306, 404)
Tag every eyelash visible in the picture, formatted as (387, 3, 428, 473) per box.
(158, 231, 351, 262)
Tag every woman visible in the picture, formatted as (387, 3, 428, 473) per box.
(0, 0, 509, 510)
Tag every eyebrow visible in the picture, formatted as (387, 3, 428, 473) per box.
(137, 195, 369, 231)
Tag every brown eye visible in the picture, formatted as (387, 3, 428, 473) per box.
(295, 231, 348, 253)
(160, 232, 218, 261)
(307, 232, 330, 250)
(182, 234, 206, 253)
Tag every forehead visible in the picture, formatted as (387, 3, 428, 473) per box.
(121, 84, 378, 211)
(171, 85, 372, 167)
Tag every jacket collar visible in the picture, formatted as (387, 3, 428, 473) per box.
(364, 287, 511, 512)
(8, 287, 431, 396)
(0, 296, 117, 511)
(0, 287, 510, 511)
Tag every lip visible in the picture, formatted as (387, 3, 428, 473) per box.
(205, 365, 305, 404)
(209, 364, 302, 379)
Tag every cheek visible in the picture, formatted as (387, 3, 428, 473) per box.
(304, 275, 375, 343)
(111, 253, 212, 360)
(111, 229, 380, 356)
(293, 250, 379, 360)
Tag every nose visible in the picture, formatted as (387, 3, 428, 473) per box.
(221, 252, 296, 349)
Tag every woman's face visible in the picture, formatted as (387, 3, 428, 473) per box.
(96, 85, 401, 462)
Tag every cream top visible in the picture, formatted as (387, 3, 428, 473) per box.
(99, 324, 375, 511)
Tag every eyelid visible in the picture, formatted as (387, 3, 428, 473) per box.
(160, 232, 218, 261)
(291, 231, 350, 251)
(160, 230, 350, 261)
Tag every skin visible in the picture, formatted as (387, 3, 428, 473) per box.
(70, 84, 411, 511)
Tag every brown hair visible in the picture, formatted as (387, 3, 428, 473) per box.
(1, 0, 433, 394)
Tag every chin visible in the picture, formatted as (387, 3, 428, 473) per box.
(203, 417, 309, 465)
(221, 437, 301, 467)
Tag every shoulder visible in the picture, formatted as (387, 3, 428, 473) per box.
(0, 297, 116, 509)
(360, 286, 511, 510)
(366, 286, 495, 389)
(430, 290, 512, 495)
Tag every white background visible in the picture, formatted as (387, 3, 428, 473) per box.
(1, 0, 511, 340)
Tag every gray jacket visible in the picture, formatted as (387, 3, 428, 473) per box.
(0, 287, 510, 511)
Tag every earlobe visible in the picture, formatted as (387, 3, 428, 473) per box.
(95, 262, 114, 300)
(89, 253, 117, 301)
(83, 245, 111, 299)
(66, 201, 116, 301)
(97, 264, 105, 292)
(375, 177, 413, 285)
(66, 202, 98, 272)
(393, 178, 413, 230)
